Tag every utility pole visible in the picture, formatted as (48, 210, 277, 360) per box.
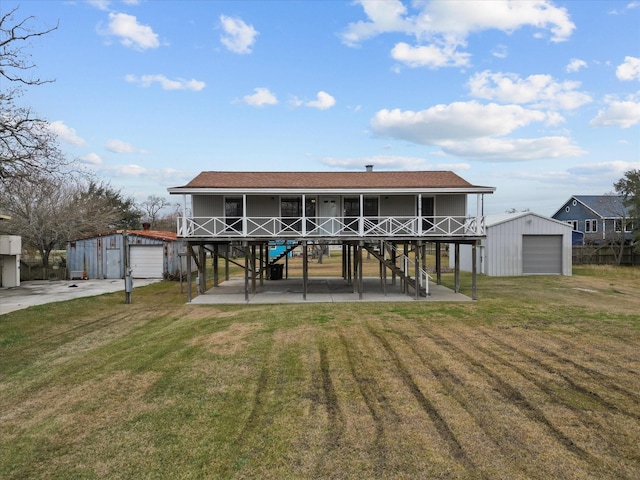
(123, 230, 132, 304)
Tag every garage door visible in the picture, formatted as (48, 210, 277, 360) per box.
(522, 235, 562, 275)
(130, 245, 164, 278)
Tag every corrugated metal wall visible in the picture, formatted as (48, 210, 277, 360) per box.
(451, 214, 573, 276)
(67, 233, 186, 280)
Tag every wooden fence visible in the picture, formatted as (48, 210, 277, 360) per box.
(572, 245, 639, 266)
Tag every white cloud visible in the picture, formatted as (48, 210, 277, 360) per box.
(391, 42, 470, 68)
(106, 139, 146, 154)
(438, 136, 586, 161)
(589, 95, 640, 128)
(48, 120, 85, 146)
(305, 91, 336, 110)
(492, 44, 508, 59)
(105, 12, 159, 50)
(342, 1, 575, 68)
(340, 0, 412, 47)
(79, 153, 103, 166)
(467, 71, 592, 110)
(616, 56, 640, 81)
(371, 101, 553, 144)
(370, 101, 586, 161)
(243, 87, 278, 107)
(87, 0, 111, 11)
(125, 74, 205, 91)
(567, 160, 640, 176)
(566, 58, 587, 73)
(220, 15, 258, 54)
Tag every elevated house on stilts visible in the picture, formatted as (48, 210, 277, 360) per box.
(168, 168, 495, 302)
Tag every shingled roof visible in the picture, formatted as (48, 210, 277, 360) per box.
(171, 171, 493, 191)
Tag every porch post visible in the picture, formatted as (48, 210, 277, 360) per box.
(259, 242, 264, 286)
(472, 240, 478, 300)
(225, 243, 230, 281)
(186, 244, 192, 303)
(302, 195, 306, 236)
(382, 240, 387, 296)
(244, 242, 249, 301)
(181, 194, 187, 236)
(435, 241, 442, 285)
(358, 241, 364, 300)
(454, 242, 460, 293)
(342, 243, 347, 279)
(415, 240, 420, 300)
(213, 243, 219, 287)
(251, 244, 257, 293)
(303, 242, 308, 300)
(242, 194, 247, 237)
(359, 194, 364, 236)
(477, 194, 483, 235)
(347, 243, 352, 285)
(198, 244, 206, 294)
(418, 193, 422, 236)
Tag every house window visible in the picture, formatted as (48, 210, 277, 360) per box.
(363, 197, 378, 216)
(225, 197, 243, 231)
(616, 219, 634, 233)
(281, 197, 301, 217)
(281, 197, 316, 231)
(584, 219, 598, 233)
(567, 220, 577, 230)
(281, 197, 302, 231)
(343, 197, 360, 232)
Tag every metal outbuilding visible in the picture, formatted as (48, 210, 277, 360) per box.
(66, 227, 186, 279)
(450, 212, 573, 276)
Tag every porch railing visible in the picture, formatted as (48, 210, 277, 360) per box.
(177, 215, 485, 238)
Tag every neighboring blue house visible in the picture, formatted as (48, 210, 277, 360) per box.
(551, 195, 634, 245)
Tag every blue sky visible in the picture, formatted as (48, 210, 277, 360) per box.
(5, 0, 640, 215)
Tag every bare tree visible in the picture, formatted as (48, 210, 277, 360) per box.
(598, 193, 631, 265)
(140, 195, 171, 229)
(614, 169, 640, 253)
(0, 172, 120, 267)
(0, 7, 64, 182)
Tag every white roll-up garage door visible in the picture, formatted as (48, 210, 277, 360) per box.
(522, 235, 562, 275)
(130, 245, 164, 278)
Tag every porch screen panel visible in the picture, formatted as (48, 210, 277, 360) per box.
(281, 197, 302, 232)
(421, 196, 435, 231)
(225, 197, 243, 232)
(343, 197, 360, 233)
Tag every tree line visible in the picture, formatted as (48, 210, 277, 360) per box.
(0, 8, 179, 267)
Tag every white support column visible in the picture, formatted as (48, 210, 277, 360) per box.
(181, 194, 188, 236)
(418, 193, 422, 236)
(302, 195, 306, 236)
(359, 194, 364, 236)
(242, 194, 247, 237)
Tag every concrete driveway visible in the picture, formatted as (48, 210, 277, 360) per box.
(0, 278, 160, 315)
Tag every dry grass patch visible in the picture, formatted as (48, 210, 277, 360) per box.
(1, 266, 639, 479)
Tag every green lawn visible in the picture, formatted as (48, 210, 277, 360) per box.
(1, 265, 639, 479)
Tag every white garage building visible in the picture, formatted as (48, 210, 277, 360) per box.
(450, 212, 573, 276)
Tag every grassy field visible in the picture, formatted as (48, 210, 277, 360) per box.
(1, 261, 639, 479)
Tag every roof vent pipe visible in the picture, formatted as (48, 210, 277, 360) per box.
(365, 165, 373, 172)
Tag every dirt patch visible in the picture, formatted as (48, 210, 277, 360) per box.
(188, 322, 263, 355)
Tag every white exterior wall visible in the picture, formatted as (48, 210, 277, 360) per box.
(451, 213, 572, 276)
